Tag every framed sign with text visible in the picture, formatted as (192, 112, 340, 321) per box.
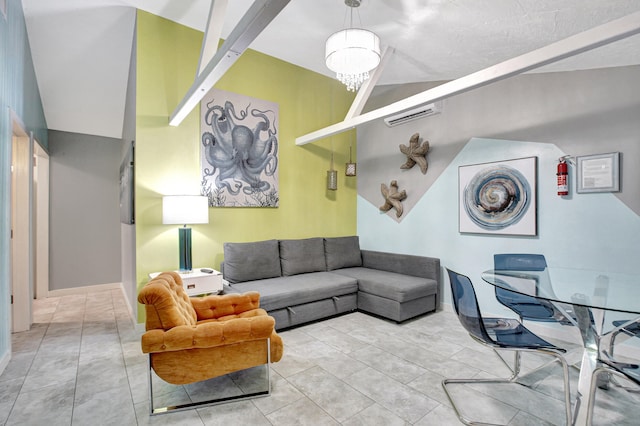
(576, 152, 620, 193)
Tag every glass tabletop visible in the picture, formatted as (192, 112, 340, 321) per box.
(482, 267, 640, 314)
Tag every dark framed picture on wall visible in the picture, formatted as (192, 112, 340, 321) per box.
(119, 141, 135, 224)
(459, 156, 537, 236)
(576, 152, 620, 193)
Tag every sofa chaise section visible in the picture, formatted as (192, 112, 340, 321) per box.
(323, 237, 440, 322)
(333, 250, 440, 322)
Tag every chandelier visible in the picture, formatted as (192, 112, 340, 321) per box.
(325, 0, 381, 92)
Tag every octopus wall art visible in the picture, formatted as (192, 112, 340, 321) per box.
(200, 89, 279, 207)
(458, 157, 537, 236)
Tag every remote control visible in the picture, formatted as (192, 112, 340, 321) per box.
(200, 268, 214, 274)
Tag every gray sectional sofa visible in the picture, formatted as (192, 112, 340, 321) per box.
(220, 236, 440, 330)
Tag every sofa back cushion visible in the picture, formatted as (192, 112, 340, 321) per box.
(223, 239, 282, 283)
(279, 238, 327, 276)
(324, 236, 362, 270)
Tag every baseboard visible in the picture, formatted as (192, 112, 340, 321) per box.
(47, 282, 122, 297)
(0, 349, 10, 377)
(118, 284, 137, 325)
(438, 302, 454, 313)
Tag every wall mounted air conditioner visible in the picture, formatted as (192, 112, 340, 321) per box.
(383, 102, 442, 127)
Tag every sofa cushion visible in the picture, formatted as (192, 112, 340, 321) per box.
(228, 272, 358, 312)
(333, 267, 437, 303)
(361, 250, 439, 279)
(324, 236, 362, 271)
(279, 238, 326, 276)
(223, 240, 282, 283)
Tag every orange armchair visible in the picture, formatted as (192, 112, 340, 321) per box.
(138, 271, 283, 414)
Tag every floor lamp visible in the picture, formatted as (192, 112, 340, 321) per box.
(162, 195, 209, 272)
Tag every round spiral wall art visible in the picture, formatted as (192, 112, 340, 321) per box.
(459, 157, 537, 236)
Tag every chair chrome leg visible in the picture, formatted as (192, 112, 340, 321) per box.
(443, 376, 519, 426)
(606, 332, 640, 393)
(587, 365, 640, 425)
(491, 349, 520, 379)
(443, 348, 572, 426)
(586, 366, 610, 426)
(556, 352, 573, 426)
(496, 347, 580, 388)
(148, 355, 154, 416)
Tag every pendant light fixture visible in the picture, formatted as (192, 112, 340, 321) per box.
(345, 143, 357, 176)
(327, 152, 338, 190)
(325, 0, 381, 92)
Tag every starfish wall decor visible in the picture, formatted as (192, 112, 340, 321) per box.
(399, 132, 430, 174)
(379, 180, 407, 218)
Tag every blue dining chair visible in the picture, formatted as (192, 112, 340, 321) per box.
(444, 269, 573, 426)
(494, 254, 575, 325)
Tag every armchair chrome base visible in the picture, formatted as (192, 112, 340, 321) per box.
(148, 340, 272, 415)
(442, 345, 572, 426)
(150, 387, 271, 415)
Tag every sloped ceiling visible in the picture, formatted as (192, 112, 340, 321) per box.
(21, 0, 640, 139)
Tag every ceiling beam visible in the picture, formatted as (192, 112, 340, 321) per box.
(296, 11, 640, 146)
(196, 0, 228, 76)
(345, 47, 394, 120)
(169, 0, 291, 127)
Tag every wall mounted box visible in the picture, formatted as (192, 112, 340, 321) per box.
(149, 268, 223, 296)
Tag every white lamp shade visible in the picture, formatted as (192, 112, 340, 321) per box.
(325, 28, 381, 74)
(162, 195, 209, 225)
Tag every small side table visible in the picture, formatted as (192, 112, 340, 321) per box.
(149, 268, 223, 296)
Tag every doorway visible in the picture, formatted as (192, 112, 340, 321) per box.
(10, 115, 33, 333)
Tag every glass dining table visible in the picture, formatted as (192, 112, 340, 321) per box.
(482, 266, 640, 426)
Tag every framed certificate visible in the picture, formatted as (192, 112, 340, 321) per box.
(576, 152, 620, 193)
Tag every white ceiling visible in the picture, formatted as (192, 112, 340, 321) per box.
(21, 0, 640, 139)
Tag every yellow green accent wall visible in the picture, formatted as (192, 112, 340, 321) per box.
(135, 11, 357, 320)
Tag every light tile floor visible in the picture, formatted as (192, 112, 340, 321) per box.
(1, 289, 639, 425)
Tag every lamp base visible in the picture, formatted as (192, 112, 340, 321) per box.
(178, 227, 192, 272)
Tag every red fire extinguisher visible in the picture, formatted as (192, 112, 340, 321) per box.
(557, 157, 569, 196)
